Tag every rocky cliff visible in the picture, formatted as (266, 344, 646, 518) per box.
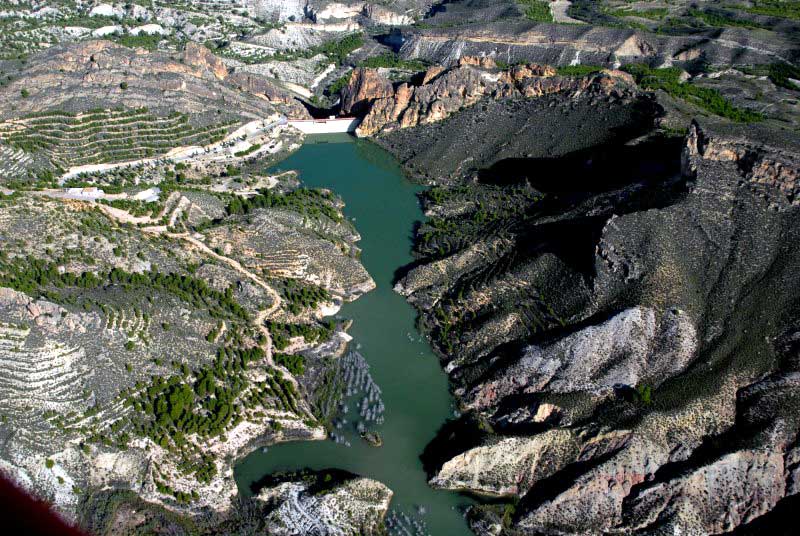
(256, 471, 392, 535)
(0, 40, 309, 122)
(398, 18, 800, 69)
(388, 86, 800, 533)
(341, 58, 638, 138)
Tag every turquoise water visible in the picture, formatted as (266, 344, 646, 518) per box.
(234, 134, 474, 534)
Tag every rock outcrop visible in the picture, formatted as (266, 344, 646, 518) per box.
(339, 67, 395, 116)
(183, 41, 229, 80)
(256, 474, 392, 535)
(398, 19, 799, 69)
(464, 306, 697, 411)
(351, 59, 637, 137)
(390, 95, 800, 534)
(0, 41, 308, 121)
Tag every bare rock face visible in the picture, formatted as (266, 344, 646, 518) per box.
(339, 67, 394, 116)
(458, 55, 498, 69)
(684, 121, 800, 206)
(256, 475, 392, 535)
(183, 41, 229, 80)
(0, 41, 308, 119)
(421, 65, 445, 85)
(354, 61, 637, 137)
(430, 430, 581, 496)
(252, 0, 307, 22)
(305, 0, 434, 25)
(465, 307, 697, 411)
(226, 71, 309, 113)
(398, 20, 798, 69)
(363, 4, 414, 26)
(393, 98, 800, 534)
(0, 40, 308, 120)
(623, 449, 786, 533)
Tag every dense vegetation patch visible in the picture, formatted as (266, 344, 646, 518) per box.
(0, 257, 249, 320)
(326, 73, 352, 97)
(556, 65, 604, 77)
(0, 108, 235, 171)
(316, 33, 364, 66)
(208, 32, 363, 66)
(418, 183, 542, 259)
(281, 279, 332, 315)
(119, 346, 267, 446)
(603, 6, 668, 20)
(275, 352, 306, 375)
(267, 320, 335, 351)
(518, 0, 554, 22)
(98, 198, 159, 217)
(86, 344, 305, 496)
(768, 62, 800, 90)
(359, 53, 427, 71)
(687, 7, 766, 29)
(735, 0, 800, 20)
(226, 187, 343, 223)
(234, 143, 262, 158)
(623, 64, 763, 123)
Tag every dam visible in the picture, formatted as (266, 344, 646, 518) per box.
(288, 116, 360, 134)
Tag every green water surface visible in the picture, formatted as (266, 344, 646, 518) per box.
(234, 134, 474, 534)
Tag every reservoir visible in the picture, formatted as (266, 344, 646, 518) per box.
(234, 134, 474, 534)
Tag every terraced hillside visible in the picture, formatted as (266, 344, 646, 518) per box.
(0, 39, 313, 186)
(0, 22, 385, 532)
(0, 164, 374, 529)
(0, 109, 237, 173)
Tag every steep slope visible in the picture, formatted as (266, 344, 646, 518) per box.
(377, 63, 800, 533)
(398, 18, 800, 69)
(0, 38, 384, 535)
(339, 60, 800, 533)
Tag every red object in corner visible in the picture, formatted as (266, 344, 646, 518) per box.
(0, 474, 86, 535)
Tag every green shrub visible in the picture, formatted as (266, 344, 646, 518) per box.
(114, 34, 161, 50)
(557, 65, 603, 77)
(275, 352, 305, 375)
(234, 143, 261, 158)
(326, 73, 351, 96)
(768, 62, 800, 90)
(282, 279, 331, 314)
(604, 7, 667, 20)
(623, 64, 763, 123)
(687, 8, 765, 29)
(317, 33, 364, 65)
(518, 0, 554, 22)
(359, 53, 426, 71)
(226, 187, 343, 223)
(267, 321, 334, 351)
(739, 0, 800, 20)
(634, 384, 653, 405)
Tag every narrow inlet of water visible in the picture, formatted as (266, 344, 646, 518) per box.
(234, 134, 475, 534)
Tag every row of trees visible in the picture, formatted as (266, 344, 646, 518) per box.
(226, 187, 343, 223)
(0, 257, 249, 320)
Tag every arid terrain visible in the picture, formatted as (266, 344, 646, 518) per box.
(0, 1, 799, 535)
